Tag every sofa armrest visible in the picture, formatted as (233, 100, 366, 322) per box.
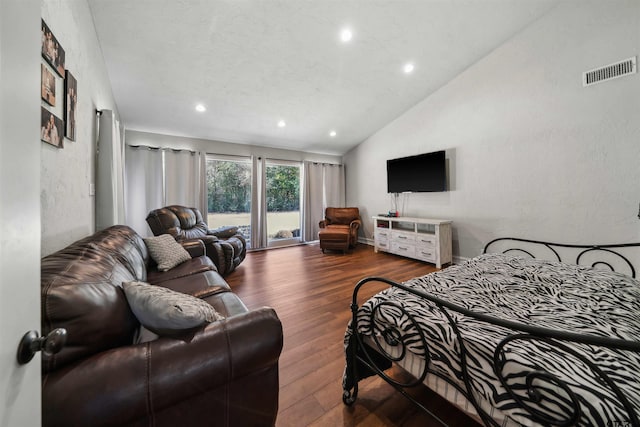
(42, 307, 283, 427)
(349, 219, 362, 231)
(319, 220, 328, 228)
(180, 238, 206, 258)
(207, 225, 239, 238)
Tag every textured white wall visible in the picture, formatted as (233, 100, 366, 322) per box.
(41, 0, 119, 256)
(344, 0, 640, 259)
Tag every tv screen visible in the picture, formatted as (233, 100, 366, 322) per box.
(387, 150, 446, 193)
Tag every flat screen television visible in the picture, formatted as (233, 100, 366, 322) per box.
(387, 150, 446, 193)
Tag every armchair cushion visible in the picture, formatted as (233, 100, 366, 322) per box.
(123, 281, 224, 335)
(144, 234, 192, 271)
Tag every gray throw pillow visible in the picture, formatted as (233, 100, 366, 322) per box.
(123, 281, 224, 335)
(144, 234, 191, 271)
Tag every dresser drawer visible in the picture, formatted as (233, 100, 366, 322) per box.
(376, 240, 390, 251)
(416, 234, 436, 247)
(375, 230, 390, 242)
(415, 247, 436, 263)
(391, 241, 415, 257)
(391, 231, 416, 243)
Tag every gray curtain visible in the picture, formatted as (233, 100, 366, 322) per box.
(323, 163, 345, 208)
(96, 110, 125, 231)
(302, 161, 324, 242)
(123, 146, 206, 236)
(251, 156, 268, 249)
(124, 146, 163, 236)
(164, 149, 200, 208)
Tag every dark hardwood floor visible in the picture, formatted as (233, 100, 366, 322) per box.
(225, 243, 481, 427)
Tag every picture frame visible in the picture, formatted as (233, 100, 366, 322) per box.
(41, 63, 56, 106)
(65, 70, 77, 141)
(41, 107, 64, 148)
(41, 19, 65, 78)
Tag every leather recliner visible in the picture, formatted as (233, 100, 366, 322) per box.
(146, 205, 247, 276)
(319, 207, 362, 248)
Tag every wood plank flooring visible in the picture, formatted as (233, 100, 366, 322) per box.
(225, 243, 481, 427)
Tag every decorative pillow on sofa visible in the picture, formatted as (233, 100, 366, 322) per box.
(143, 234, 191, 271)
(123, 281, 224, 335)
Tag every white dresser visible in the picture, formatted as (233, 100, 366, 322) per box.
(372, 216, 452, 268)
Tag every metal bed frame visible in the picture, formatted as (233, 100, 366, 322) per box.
(342, 238, 640, 427)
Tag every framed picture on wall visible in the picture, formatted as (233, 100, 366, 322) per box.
(41, 64, 56, 106)
(41, 19, 66, 78)
(41, 107, 64, 148)
(65, 70, 77, 141)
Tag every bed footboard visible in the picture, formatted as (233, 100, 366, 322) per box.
(343, 272, 640, 427)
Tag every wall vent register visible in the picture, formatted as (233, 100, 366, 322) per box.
(583, 56, 636, 86)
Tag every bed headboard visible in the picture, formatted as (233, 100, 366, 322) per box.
(483, 238, 640, 278)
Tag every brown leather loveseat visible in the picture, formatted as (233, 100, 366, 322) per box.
(146, 205, 247, 276)
(40, 225, 282, 427)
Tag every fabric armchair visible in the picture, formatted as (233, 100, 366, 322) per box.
(319, 207, 362, 248)
(146, 205, 247, 276)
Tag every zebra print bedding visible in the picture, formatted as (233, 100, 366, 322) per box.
(343, 253, 640, 426)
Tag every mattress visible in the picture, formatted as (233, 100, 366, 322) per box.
(344, 253, 640, 426)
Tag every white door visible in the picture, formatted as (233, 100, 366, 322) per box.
(0, 1, 43, 426)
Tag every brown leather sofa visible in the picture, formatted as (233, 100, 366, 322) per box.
(146, 205, 247, 276)
(40, 225, 282, 427)
(318, 207, 362, 252)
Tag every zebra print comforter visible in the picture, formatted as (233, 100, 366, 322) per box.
(345, 253, 640, 426)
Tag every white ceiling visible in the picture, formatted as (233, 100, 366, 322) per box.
(88, 0, 559, 156)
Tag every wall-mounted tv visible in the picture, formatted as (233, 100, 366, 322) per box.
(387, 150, 446, 193)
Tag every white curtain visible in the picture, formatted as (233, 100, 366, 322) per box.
(197, 153, 207, 220)
(324, 163, 346, 208)
(96, 110, 126, 231)
(251, 156, 268, 249)
(164, 149, 203, 211)
(124, 146, 163, 236)
(302, 161, 324, 242)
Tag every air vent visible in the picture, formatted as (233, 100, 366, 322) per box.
(583, 56, 637, 87)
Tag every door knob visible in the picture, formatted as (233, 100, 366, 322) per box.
(17, 328, 67, 365)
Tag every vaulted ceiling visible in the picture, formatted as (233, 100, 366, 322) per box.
(88, 0, 559, 155)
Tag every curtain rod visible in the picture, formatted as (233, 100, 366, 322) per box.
(203, 153, 341, 166)
(128, 144, 196, 155)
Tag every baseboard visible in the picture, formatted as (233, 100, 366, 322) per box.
(359, 237, 374, 246)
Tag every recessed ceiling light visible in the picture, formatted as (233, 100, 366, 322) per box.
(403, 63, 415, 74)
(277, 120, 286, 128)
(340, 28, 353, 43)
(195, 104, 206, 112)
(329, 130, 337, 137)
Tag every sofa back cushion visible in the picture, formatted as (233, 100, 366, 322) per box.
(146, 205, 209, 240)
(41, 225, 148, 373)
(325, 207, 360, 225)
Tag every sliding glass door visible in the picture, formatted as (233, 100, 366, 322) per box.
(206, 155, 302, 250)
(265, 160, 301, 247)
(206, 155, 252, 248)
